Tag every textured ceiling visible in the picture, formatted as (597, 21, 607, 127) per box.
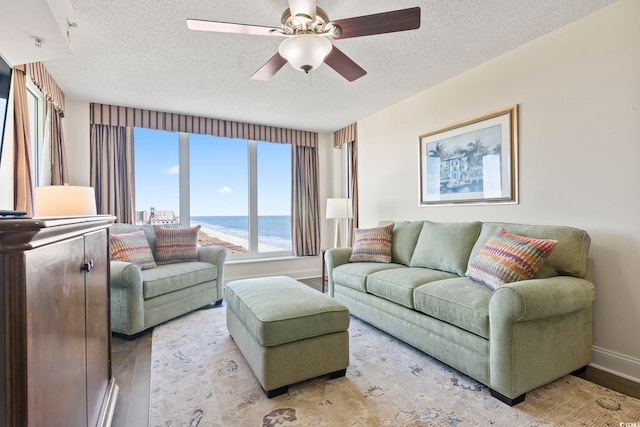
(42, 0, 617, 133)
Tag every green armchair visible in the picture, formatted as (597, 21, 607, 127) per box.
(109, 224, 226, 337)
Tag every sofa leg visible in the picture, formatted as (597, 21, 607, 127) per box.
(112, 329, 150, 341)
(490, 389, 526, 406)
(328, 368, 347, 379)
(198, 299, 223, 310)
(264, 385, 288, 398)
(571, 365, 588, 375)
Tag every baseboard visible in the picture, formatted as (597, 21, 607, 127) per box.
(591, 346, 640, 383)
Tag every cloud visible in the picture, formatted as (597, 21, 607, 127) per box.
(217, 186, 233, 194)
(163, 165, 179, 175)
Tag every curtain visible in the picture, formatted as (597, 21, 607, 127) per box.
(48, 102, 67, 185)
(11, 62, 66, 213)
(292, 145, 320, 256)
(90, 124, 135, 223)
(24, 62, 65, 115)
(333, 123, 358, 245)
(90, 103, 317, 147)
(12, 67, 34, 215)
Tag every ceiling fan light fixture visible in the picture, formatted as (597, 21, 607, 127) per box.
(278, 34, 332, 73)
(288, 0, 316, 23)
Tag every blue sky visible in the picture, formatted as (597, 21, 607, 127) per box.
(134, 128, 291, 216)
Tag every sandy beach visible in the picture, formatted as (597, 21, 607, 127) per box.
(192, 221, 287, 254)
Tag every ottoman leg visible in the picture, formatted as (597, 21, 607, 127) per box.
(264, 385, 288, 399)
(264, 369, 347, 398)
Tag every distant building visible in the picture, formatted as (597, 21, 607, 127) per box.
(136, 207, 177, 225)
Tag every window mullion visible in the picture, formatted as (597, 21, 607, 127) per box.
(179, 132, 190, 226)
(248, 140, 258, 254)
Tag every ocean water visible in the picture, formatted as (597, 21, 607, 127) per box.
(192, 215, 292, 250)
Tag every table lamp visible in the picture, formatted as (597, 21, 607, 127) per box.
(34, 185, 97, 216)
(326, 198, 353, 248)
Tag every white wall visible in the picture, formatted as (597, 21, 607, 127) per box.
(357, 0, 640, 380)
(62, 103, 340, 281)
(64, 100, 91, 186)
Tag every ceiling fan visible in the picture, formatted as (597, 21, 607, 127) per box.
(186, 0, 420, 82)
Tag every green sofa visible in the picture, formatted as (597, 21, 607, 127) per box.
(110, 224, 226, 337)
(325, 220, 595, 405)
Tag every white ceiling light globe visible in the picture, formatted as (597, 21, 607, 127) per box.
(278, 34, 332, 73)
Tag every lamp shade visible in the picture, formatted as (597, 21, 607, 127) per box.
(278, 34, 332, 73)
(35, 185, 97, 216)
(326, 198, 353, 219)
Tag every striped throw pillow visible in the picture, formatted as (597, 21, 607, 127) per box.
(153, 225, 201, 265)
(109, 230, 157, 269)
(466, 229, 558, 290)
(349, 224, 394, 263)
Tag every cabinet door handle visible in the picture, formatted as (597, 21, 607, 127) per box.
(81, 260, 94, 272)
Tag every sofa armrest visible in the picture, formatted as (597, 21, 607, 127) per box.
(110, 261, 143, 289)
(109, 261, 144, 335)
(324, 248, 353, 297)
(197, 246, 227, 267)
(490, 276, 595, 322)
(197, 247, 227, 295)
(489, 276, 595, 399)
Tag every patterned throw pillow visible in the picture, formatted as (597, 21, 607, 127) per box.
(109, 230, 157, 269)
(153, 225, 201, 265)
(466, 229, 558, 290)
(349, 224, 394, 263)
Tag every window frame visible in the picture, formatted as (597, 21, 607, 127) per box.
(26, 79, 49, 187)
(134, 128, 293, 260)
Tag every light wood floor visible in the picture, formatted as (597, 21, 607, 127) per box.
(110, 277, 639, 427)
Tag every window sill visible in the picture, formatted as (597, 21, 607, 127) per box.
(226, 254, 315, 265)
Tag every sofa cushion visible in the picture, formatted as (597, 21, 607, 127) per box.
(349, 224, 394, 263)
(367, 267, 457, 309)
(142, 261, 218, 299)
(469, 222, 591, 279)
(225, 276, 350, 346)
(466, 229, 558, 290)
(333, 262, 406, 292)
(413, 277, 492, 339)
(109, 230, 157, 270)
(153, 225, 201, 264)
(410, 221, 482, 275)
(388, 221, 425, 265)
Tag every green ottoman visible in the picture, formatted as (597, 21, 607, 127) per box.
(224, 276, 350, 398)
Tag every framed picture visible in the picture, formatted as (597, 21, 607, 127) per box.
(419, 106, 518, 206)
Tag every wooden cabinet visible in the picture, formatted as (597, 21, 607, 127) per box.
(0, 216, 118, 427)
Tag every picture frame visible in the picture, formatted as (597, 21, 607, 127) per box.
(419, 106, 518, 206)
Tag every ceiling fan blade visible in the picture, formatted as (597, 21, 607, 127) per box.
(288, 0, 316, 22)
(324, 46, 367, 82)
(187, 19, 278, 36)
(330, 7, 421, 40)
(251, 53, 288, 81)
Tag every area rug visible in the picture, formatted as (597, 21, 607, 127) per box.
(150, 307, 640, 426)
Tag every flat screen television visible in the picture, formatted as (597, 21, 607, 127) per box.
(0, 53, 12, 168)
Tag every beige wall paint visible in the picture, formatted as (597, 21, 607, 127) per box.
(358, 0, 640, 380)
(63, 100, 91, 186)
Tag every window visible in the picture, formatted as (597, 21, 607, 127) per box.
(257, 141, 292, 253)
(133, 128, 179, 224)
(26, 81, 48, 186)
(133, 128, 292, 258)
